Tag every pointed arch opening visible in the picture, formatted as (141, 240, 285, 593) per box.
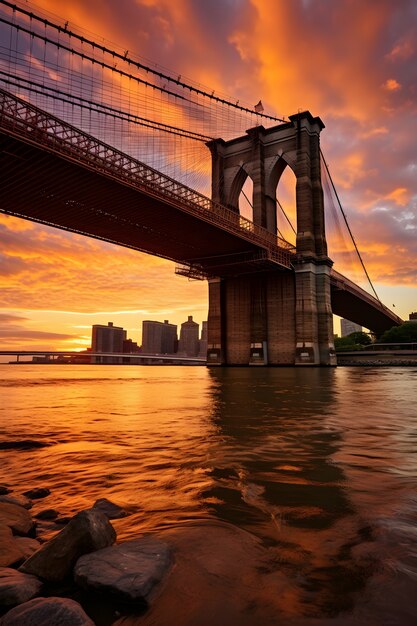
(238, 176, 254, 222)
(275, 166, 297, 246)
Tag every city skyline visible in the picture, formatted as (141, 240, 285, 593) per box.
(0, 0, 416, 351)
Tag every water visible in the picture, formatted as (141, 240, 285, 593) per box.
(1, 364, 417, 625)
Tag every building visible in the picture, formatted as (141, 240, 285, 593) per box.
(142, 320, 177, 354)
(409, 312, 417, 322)
(91, 322, 126, 363)
(178, 316, 199, 357)
(199, 321, 208, 358)
(123, 338, 140, 353)
(341, 319, 362, 337)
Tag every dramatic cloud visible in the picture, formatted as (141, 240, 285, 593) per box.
(0, 0, 416, 345)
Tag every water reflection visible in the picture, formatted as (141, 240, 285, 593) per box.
(2, 366, 417, 624)
(202, 369, 374, 616)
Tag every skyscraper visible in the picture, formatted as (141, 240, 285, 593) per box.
(199, 320, 208, 358)
(341, 319, 362, 337)
(142, 320, 177, 354)
(178, 316, 199, 357)
(91, 322, 126, 363)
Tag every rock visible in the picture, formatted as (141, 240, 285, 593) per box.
(19, 509, 116, 582)
(0, 487, 12, 496)
(0, 596, 94, 625)
(0, 440, 53, 451)
(92, 498, 127, 519)
(34, 509, 58, 520)
(0, 525, 24, 567)
(0, 494, 32, 510)
(0, 502, 34, 536)
(0, 568, 42, 607)
(74, 536, 172, 604)
(14, 538, 41, 561)
(22, 488, 50, 500)
(54, 516, 72, 526)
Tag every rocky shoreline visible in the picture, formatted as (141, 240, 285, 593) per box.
(337, 358, 417, 366)
(0, 485, 172, 625)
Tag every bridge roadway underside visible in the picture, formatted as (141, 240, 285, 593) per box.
(0, 130, 401, 346)
(0, 132, 277, 273)
(330, 285, 395, 338)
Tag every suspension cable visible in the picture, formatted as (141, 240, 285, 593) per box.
(0, 70, 212, 141)
(0, 0, 286, 123)
(320, 149, 380, 302)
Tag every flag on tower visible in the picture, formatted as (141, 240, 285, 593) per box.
(254, 100, 264, 114)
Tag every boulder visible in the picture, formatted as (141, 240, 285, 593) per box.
(74, 536, 172, 604)
(14, 538, 41, 561)
(0, 441, 52, 451)
(0, 525, 24, 568)
(0, 567, 42, 607)
(92, 498, 127, 519)
(0, 596, 94, 625)
(0, 502, 34, 536)
(19, 509, 116, 582)
(0, 494, 32, 510)
(34, 509, 58, 520)
(22, 488, 50, 500)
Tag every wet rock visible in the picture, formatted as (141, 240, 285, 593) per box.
(14, 538, 41, 561)
(0, 440, 53, 451)
(22, 488, 50, 500)
(0, 494, 32, 510)
(19, 508, 116, 582)
(0, 502, 34, 536)
(92, 498, 127, 520)
(0, 596, 94, 625)
(54, 516, 72, 526)
(74, 536, 172, 604)
(0, 525, 24, 568)
(0, 568, 42, 607)
(34, 509, 58, 521)
(0, 487, 12, 496)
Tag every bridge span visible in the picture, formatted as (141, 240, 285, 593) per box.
(0, 89, 402, 365)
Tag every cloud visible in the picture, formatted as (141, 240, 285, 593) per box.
(0, 313, 29, 324)
(383, 78, 401, 92)
(1, 0, 416, 339)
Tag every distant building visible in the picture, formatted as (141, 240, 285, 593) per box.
(91, 322, 126, 363)
(341, 319, 362, 337)
(178, 316, 199, 357)
(123, 338, 140, 353)
(199, 321, 208, 358)
(409, 312, 417, 322)
(142, 320, 177, 354)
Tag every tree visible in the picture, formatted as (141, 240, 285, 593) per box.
(348, 331, 372, 346)
(334, 331, 373, 352)
(379, 322, 417, 343)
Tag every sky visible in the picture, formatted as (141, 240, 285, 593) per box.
(0, 0, 416, 352)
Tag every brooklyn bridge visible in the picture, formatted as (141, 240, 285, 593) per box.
(0, 1, 402, 366)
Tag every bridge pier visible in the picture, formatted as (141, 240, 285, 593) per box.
(207, 268, 335, 366)
(206, 110, 337, 366)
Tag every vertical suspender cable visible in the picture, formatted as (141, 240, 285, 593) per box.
(320, 149, 380, 302)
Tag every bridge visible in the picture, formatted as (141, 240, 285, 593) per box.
(0, 350, 206, 365)
(0, 2, 402, 366)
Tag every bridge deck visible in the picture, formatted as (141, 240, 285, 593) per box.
(0, 88, 293, 273)
(0, 89, 402, 336)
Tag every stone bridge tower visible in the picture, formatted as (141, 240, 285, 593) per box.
(206, 111, 336, 366)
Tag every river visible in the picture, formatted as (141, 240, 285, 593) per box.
(1, 364, 417, 625)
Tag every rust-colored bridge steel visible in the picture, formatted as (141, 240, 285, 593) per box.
(0, 88, 293, 276)
(0, 88, 402, 350)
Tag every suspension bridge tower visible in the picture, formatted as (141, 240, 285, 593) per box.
(206, 112, 336, 366)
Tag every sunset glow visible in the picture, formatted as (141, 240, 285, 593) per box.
(0, 0, 416, 349)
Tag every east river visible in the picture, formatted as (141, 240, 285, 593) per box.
(1, 364, 417, 625)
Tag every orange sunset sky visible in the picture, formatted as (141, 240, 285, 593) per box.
(0, 0, 416, 351)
